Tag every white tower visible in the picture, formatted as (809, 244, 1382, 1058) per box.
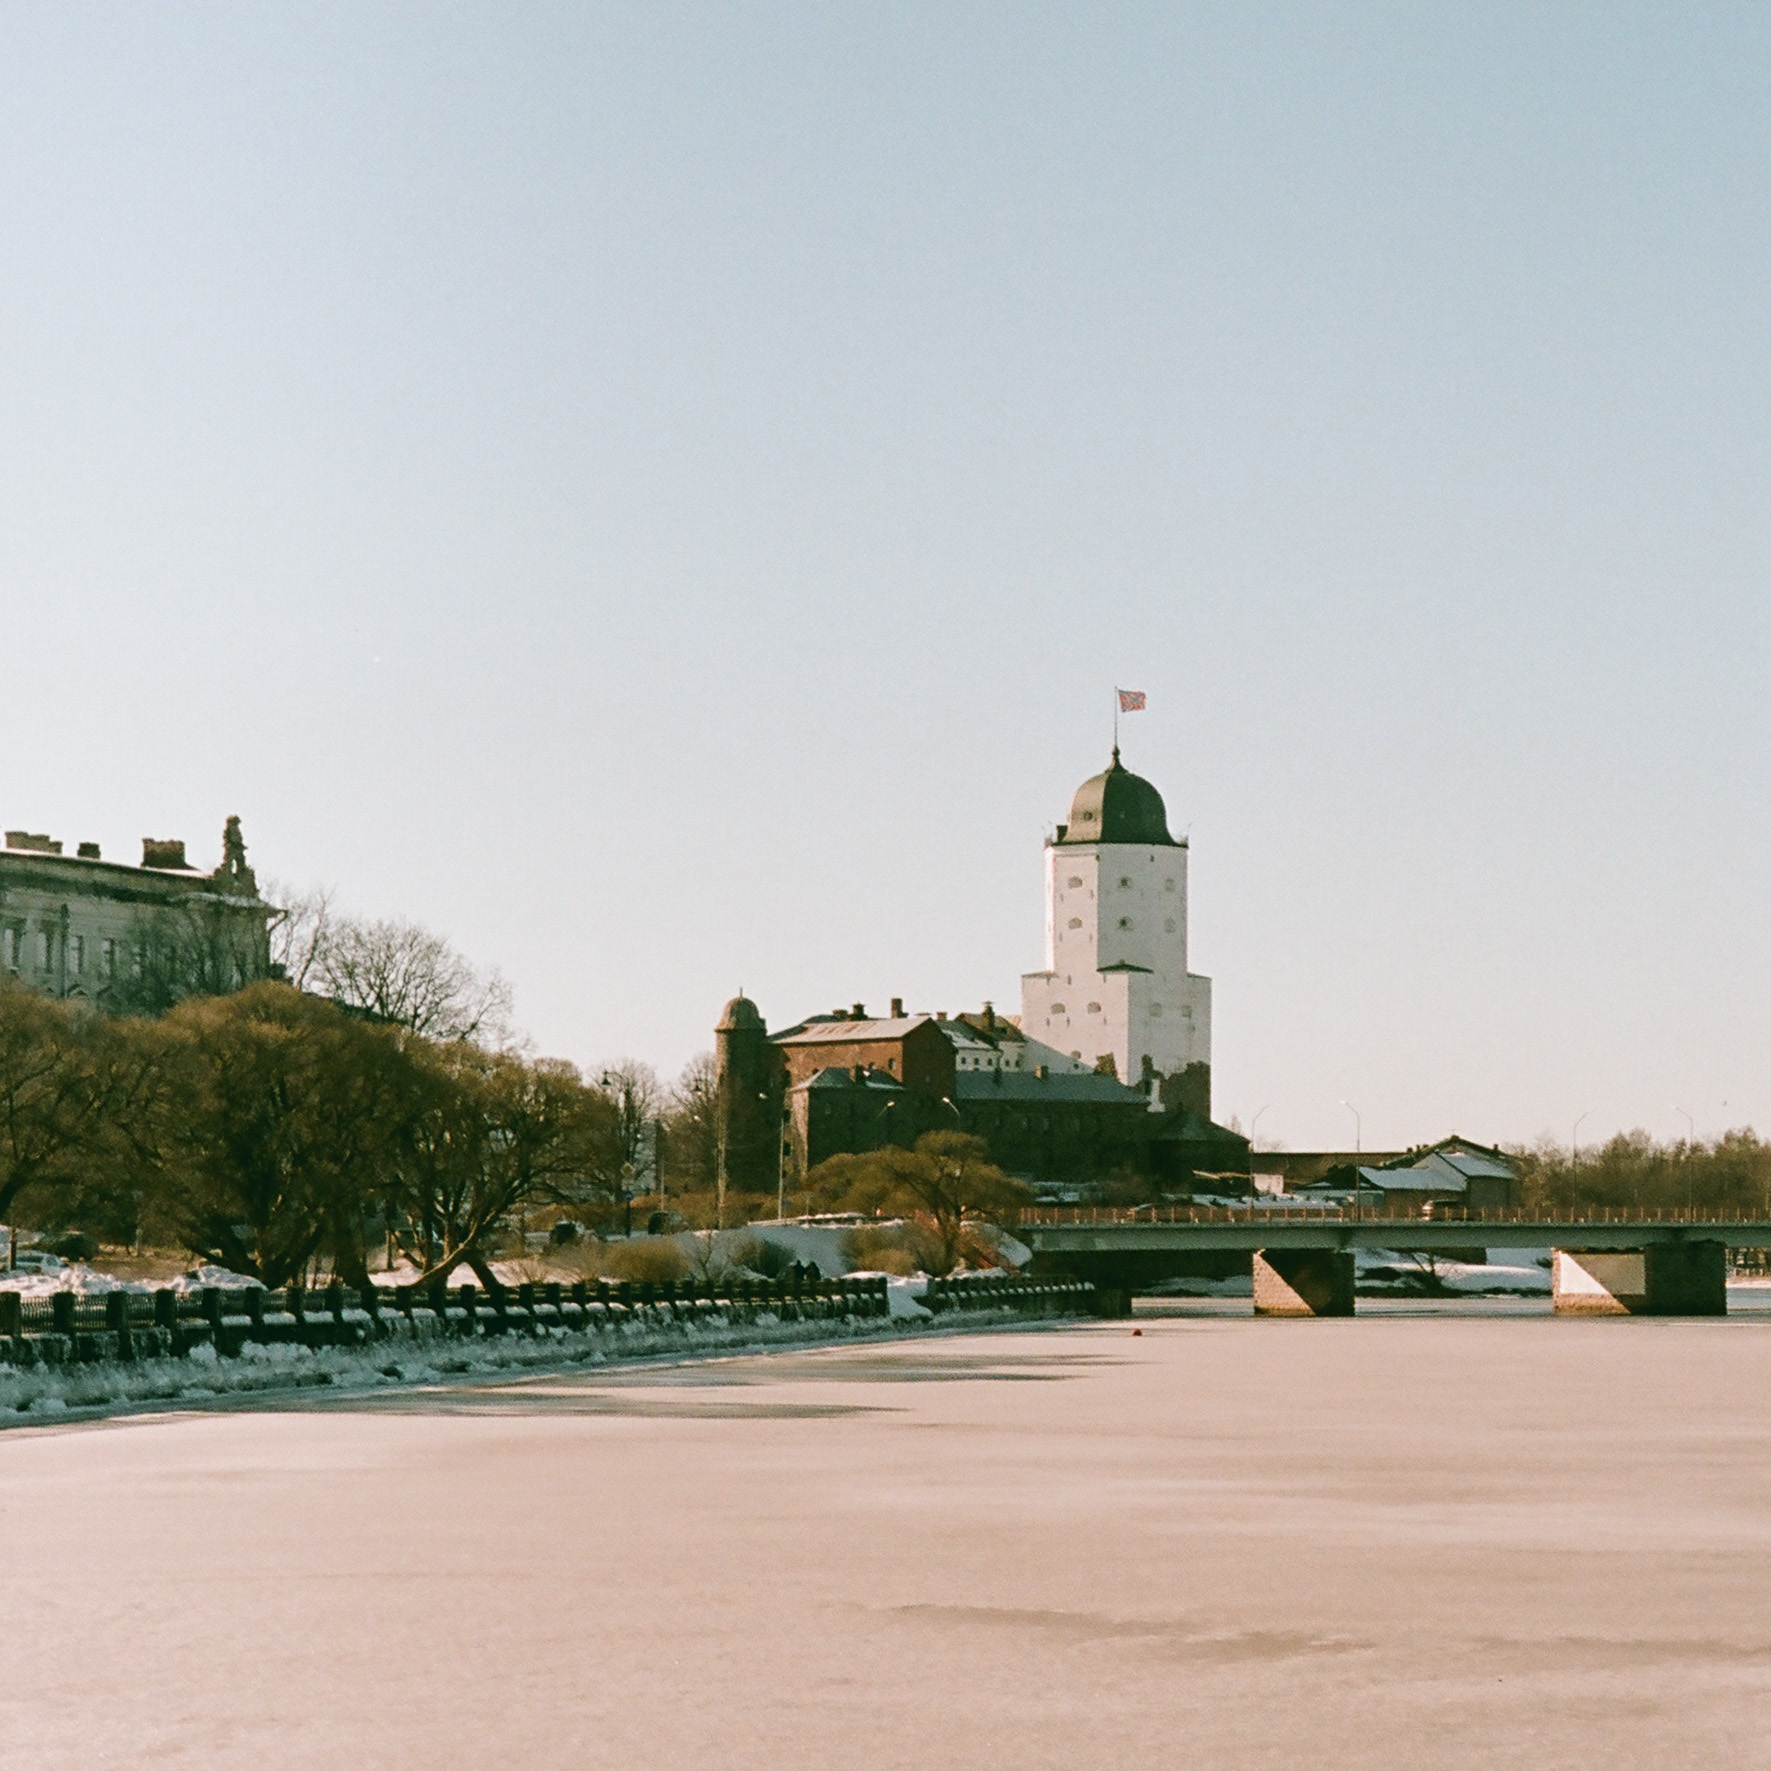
(1020, 749, 1212, 1110)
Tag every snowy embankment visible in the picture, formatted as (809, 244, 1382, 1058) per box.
(0, 1261, 244, 1300)
(0, 1275, 973, 1422)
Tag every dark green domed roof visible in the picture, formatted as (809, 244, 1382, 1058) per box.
(1060, 750, 1178, 846)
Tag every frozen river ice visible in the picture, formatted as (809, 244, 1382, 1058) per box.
(2, 1300, 1768, 1768)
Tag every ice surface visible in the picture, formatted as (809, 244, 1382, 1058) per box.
(4, 1311, 1771, 1769)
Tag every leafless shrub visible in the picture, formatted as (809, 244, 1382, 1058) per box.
(600, 1237, 689, 1284)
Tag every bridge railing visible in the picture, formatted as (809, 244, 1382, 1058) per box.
(1017, 1205, 1769, 1228)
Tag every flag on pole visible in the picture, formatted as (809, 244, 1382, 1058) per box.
(1117, 689, 1147, 712)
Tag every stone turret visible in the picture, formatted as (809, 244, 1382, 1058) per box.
(715, 993, 780, 1196)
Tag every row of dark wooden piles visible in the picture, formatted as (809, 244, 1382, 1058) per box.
(0, 1271, 1096, 1368)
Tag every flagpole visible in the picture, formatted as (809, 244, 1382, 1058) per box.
(1112, 686, 1119, 757)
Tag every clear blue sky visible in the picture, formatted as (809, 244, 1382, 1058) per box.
(2, 4, 1766, 1151)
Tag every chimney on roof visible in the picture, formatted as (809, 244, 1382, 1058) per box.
(5, 832, 60, 854)
(890, 997, 904, 1019)
(141, 838, 187, 870)
(851, 1064, 865, 1083)
(76, 842, 100, 859)
(982, 1001, 996, 1029)
(852, 1002, 865, 1020)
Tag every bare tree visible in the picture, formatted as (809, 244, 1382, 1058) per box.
(385, 1044, 613, 1287)
(804, 1131, 1032, 1275)
(315, 916, 513, 1046)
(590, 1060, 664, 1221)
(265, 882, 335, 991)
(662, 1051, 718, 1192)
(0, 982, 107, 1245)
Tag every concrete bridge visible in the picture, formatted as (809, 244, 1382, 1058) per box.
(1017, 1207, 1771, 1317)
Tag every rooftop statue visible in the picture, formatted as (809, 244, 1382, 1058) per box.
(211, 815, 259, 897)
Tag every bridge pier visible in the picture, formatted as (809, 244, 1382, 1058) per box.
(1552, 1243, 1727, 1316)
(1253, 1249, 1355, 1317)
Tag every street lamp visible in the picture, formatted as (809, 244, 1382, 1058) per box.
(777, 1117, 789, 1225)
(1341, 1100, 1361, 1220)
(1569, 1111, 1591, 1217)
(1674, 1107, 1696, 1217)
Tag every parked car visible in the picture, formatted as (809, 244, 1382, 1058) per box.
(6, 1252, 64, 1274)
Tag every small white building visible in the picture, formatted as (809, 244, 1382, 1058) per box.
(1020, 749, 1212, 1107)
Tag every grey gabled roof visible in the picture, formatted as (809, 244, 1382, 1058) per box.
(1360, 1166, 1457, 1193)
(791, 1066, 905, 1094)
(952, 1070, 1147, 1106)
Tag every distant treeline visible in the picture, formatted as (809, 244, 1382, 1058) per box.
(1512, 1131, 1771, 1218)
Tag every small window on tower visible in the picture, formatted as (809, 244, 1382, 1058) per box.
(1119, 876, 1132, 889)
(1067, 876, 1083, 889)
(1067, 917, 1082, 929)
(1164, 878, 1176, 891)
(1051, 1003, 1066, 1015)
(1117, 917, 1132, 931)
(1085, 1002, 1102, 1015)
(1165, 917, 1177, 933)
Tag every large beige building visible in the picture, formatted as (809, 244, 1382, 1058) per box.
(0, 816, 274, 1010)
